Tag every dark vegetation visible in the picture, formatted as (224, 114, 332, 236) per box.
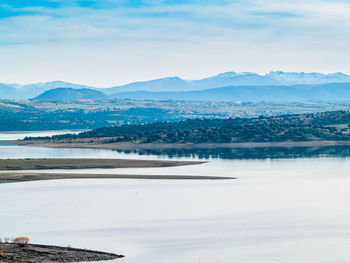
(26, 111, 350, 143)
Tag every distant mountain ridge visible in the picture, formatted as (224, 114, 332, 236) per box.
(32, 88, 107, 100)
(110, 82, 350, 102)
(2, 71, 350, 100)
(0, 81, 95, 99)
(103, 77, 188, 94)
(104, 71, 350, 93)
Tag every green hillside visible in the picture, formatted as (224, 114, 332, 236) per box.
(27, 111, 350, 143)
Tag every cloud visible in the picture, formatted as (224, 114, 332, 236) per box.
(0, 0, 304, 45)
(1, 0, 350, 86)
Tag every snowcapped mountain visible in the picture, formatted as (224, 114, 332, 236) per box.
(265, 71, 350, 85)
(105, 71, 350, 94)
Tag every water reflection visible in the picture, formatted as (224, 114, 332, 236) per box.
(115, 146, 350, 160)
(3, 132, 350, 263)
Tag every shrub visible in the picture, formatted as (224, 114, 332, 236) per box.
(13, 237, 29, 247)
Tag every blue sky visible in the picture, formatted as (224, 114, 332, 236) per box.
(0, 0, 350, 86)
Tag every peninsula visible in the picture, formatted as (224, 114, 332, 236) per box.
(17, 111, 350, 149)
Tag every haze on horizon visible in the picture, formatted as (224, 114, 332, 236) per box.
(1, 0, 350, 87)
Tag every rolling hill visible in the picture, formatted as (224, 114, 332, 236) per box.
(32, 88, 107, 100)
(26, 111, 350, 144)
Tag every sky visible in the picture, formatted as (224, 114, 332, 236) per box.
(1, 0, 350, 87)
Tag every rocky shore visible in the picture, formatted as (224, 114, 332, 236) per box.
(0, 242, 124, 263)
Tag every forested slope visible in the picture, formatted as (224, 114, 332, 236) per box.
(27, 111, 350, 143)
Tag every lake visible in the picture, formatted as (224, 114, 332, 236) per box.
(2, 132, 350, 263)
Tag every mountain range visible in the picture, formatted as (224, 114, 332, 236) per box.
(104, 71, 350, 93)
(109, 83, 350, 102)
(3, 71, 350, 101)
(0, 81, 94, 99)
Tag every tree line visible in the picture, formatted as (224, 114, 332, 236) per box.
(25, 111, 350, 143)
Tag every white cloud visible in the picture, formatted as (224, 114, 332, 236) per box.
(0, 0, 350, 86)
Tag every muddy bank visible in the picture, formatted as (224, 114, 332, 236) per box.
(0, 158, 204, 170)
(0, 242, 123, 263)
(0, 172, 234, 184)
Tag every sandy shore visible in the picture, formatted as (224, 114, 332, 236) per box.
(0, 172, 234, 184)
(12, 140, 350, 150)
(0, 158, 204, 170)
(0, 242, 123, 263)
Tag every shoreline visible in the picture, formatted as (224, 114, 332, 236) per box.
(0, 172, 234, 184)
(0, 242, 123, 263)
(0, 158, 204, 170)
(10, 140, 350, 150)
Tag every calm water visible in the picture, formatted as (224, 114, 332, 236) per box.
(0, 130, 83, 141)
(2, 132, 350, 262)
